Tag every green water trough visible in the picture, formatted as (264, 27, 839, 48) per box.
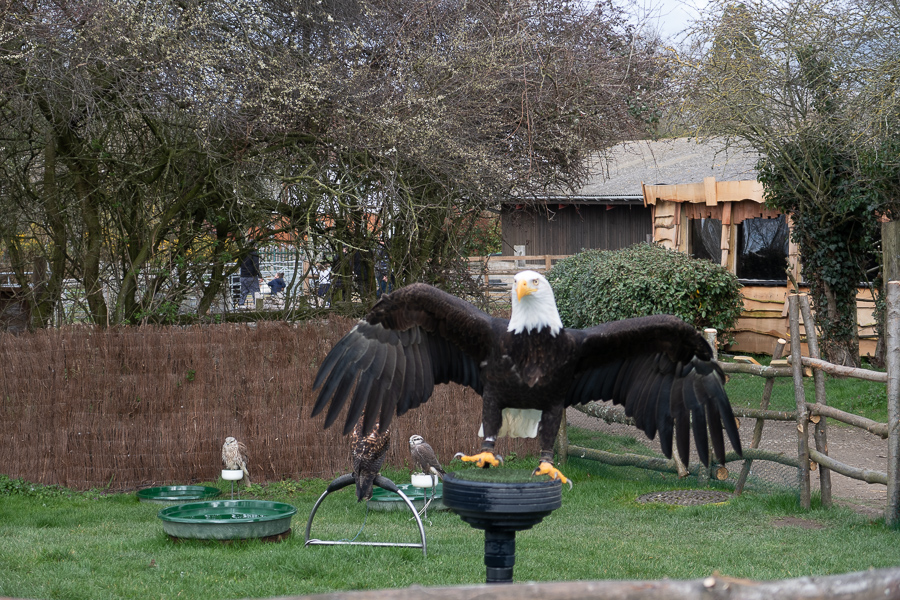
(137, 485, 222, 504)
(157, 499, 298, 541)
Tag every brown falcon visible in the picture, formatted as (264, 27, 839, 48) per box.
(222, 436, 251, 487)
(409, 435, 445, 480)
(350, 416, 390, 501)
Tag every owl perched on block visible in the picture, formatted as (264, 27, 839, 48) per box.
(409, 435, 445, 481)
(222, 436, 251, 487)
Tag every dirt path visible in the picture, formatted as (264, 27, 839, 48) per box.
(568, 408, 889, 518)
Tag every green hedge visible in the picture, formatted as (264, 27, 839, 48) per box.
(546, 243, 744, 342)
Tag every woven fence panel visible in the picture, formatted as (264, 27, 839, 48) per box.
(0, 320, 537, 490)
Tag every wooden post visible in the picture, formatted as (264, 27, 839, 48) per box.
(798, 294, 831, 508)
(703, 328, 717, 361)
(701, 328, 718, 480)
(734, 338, 786, 495)
(886, 281, 900, 526)
(788, 294, 811, 509)
(555, 413, 568, 466)
(884, 222, 900, 281)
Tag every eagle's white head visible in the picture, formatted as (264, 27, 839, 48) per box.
(507, 270, 563, 336)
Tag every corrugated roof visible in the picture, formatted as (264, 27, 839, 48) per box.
(544, 137, 760, 199)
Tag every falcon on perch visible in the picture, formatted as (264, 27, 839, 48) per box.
(409, 435, 445, 481)
(350, 416, 391, 501)
(222, 436, 251, 487)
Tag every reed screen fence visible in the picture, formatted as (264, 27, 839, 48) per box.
(0, 321, 537, 490)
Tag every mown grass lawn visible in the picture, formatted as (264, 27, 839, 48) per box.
(2, 448, 899, 600)
(1, 356, 895, 600)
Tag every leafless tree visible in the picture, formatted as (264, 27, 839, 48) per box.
(0, 0, 667, 325)
(673, 0, 900, 365)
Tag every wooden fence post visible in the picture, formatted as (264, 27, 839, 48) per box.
(734, 338, 786, 495)
(798, 294, 832, 508)
(701, 328, 719, 481)
(555, 416, 568, 466)
(886, 281, 900, 526)
(703, 328, 718, 362)
(789, 294, 811, 509)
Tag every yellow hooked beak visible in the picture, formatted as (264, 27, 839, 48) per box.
(516, 278, 538, 301)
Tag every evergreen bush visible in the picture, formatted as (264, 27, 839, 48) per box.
(546, 243, 744, 343)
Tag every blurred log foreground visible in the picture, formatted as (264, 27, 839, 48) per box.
(0, 321, 537, 490)
(288, 567, 900, 600)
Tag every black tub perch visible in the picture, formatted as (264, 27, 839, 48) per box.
(442, 470, 562, 584)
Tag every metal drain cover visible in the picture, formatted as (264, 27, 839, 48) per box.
(636, 489, 732, 506)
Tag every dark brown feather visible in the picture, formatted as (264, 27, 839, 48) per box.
(350, 415, 391, 501)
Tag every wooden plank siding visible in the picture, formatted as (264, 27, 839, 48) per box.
(500, 203, 651, 256)
(730, 286, 878, 357)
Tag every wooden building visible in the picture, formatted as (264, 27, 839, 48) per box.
(500, 138, 876, 357)
(501, 203, 650, 256)
(500, 143, 662, 256)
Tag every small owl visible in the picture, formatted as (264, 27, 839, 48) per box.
(409, 435, 445, 480)
(222, 436, 251, 487)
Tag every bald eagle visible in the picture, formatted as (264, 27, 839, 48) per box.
(312, 270, 742, 484)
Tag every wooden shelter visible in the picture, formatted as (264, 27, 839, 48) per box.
(640, 141, 875, 356)
(498, 138, 877, 356)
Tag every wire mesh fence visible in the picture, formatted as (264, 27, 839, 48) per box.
(565, 408, 799, 495)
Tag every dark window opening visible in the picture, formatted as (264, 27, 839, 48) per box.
(690, 218, 722, 263)
(736, 215, 789, 282)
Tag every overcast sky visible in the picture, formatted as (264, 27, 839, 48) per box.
(629, 0, 712, 41)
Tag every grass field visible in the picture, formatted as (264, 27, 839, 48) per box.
(1, 354, 895, 600)
(2, 449, 899, 600)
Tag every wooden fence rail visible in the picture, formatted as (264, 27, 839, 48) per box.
(466, 255, 570, 299)
(282, 566, 900, 600)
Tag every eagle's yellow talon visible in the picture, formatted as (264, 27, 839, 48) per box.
(532, 461, 573, 489)
(457, 451, 502, 468)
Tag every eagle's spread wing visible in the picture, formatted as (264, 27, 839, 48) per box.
(312, 283, 494, 436)
(566, 314, 741, 467)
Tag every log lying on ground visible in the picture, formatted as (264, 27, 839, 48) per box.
(573, 402, 635, 426)
(286, 566, 900, 600)
(574, 401, 799, 424)
(567, 445, 798, 473)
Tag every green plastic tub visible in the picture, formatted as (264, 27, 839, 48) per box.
(137, 485, 222, 504)
(157, 500, 297, 540)
(367, 482, 446, 512)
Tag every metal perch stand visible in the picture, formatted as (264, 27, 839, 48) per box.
(304, 473, 427, 556)
(411, 472, 439, 521)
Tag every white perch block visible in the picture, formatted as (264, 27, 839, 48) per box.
(222, 469, 244, 480)
(411, 473, 437, 488)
